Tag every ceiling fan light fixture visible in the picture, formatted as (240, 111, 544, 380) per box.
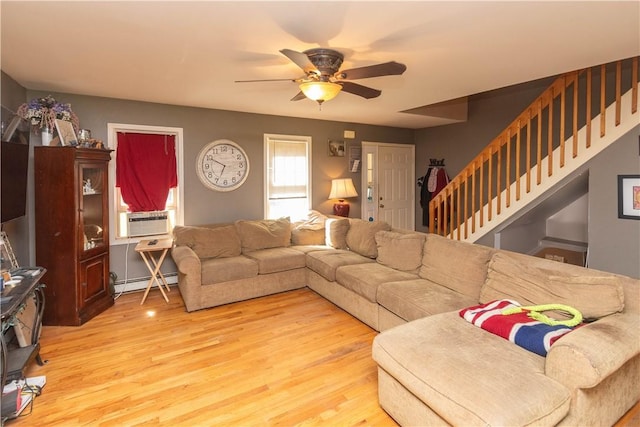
(299, 81, 342, 104)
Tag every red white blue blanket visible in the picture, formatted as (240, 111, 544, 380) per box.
(459, 300, 578, 356)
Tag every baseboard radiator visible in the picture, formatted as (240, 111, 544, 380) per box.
(114, 272, 178, 294)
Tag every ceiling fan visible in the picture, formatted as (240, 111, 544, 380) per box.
(236, 48, 407, 105)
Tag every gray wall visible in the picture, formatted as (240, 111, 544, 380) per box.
(19, 88, 414, 282)
(4, 72, 638, 282)
(588, 125, 640, 278)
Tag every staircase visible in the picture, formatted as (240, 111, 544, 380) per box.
(429, 57, 639, 243)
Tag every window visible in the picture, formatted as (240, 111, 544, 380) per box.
(264, 134, 312, 221)
(107, 123, 184, 244)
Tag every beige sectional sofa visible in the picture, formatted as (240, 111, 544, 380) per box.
(171, 216, 640, 426)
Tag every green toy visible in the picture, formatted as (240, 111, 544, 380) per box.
(502, 303, 583, 327)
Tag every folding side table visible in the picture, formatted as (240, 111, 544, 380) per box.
(135, 238, 173, 305)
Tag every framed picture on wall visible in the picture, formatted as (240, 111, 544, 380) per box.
(617, 174, 640, 220)
(349, 145, 361, 172)
(328, 140, 345, 157)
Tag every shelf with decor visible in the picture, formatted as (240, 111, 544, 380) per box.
(34, 146, 114, 326)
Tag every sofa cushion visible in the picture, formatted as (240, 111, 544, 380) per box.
(335, 263, 417, 303)
(291, 227, 326, 246)
(480, 251, 625, 319)
(375, 231, 426, 274)
(419, 234, 494, 299)
(377, 279, 478, 322)
(325, 218, 349, 249)
(546, 313, 640, 389)
(235, 218, 291, 252)
(306, 249, 374, 282)
(201, 255, 259, 284)
(346, 219, 391, 258)
(243, 247, 306, 274)
(372, 312, 571, 426)
(173, 225, 241, 259)
(289, 245, 334, 254)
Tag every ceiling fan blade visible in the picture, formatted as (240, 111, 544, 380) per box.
(338, 61, 407, 80)
(235, 78, 298, 83)
(280, 49, 318, 74)
(290, 91, 307, 101)
(338, 81, 381, 99)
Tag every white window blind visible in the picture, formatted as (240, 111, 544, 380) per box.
(264, 134, 311, 220)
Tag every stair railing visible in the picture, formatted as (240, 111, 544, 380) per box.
(429, 56, 639, 240)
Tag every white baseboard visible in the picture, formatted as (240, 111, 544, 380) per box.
(114, 273, 178, 294)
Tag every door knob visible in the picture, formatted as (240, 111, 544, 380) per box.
(379, 204, 385, 208)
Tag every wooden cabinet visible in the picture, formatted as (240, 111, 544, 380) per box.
(35, 147, 113, 326)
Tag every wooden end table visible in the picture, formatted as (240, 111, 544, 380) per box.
(135, 238, 173, 305)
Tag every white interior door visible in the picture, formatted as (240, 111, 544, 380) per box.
(361, 142, 415, 230)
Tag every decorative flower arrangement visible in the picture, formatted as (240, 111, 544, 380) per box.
(16, 95, 79, 132)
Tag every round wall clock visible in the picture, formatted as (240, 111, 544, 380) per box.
(196, 139, 250, 192)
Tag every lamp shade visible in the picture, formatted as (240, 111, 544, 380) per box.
(299, 81, 342, 104)
(328, 178, 358, 200)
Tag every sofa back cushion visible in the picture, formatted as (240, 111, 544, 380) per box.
(346, 219, 391, 258)
(480, 251, 625, 319)
(325, 218, 349, 249)
(375, 231, 426, 273)
(419, 234, 495, 299)
(235, 218, 291, 252)
(291, 226, 326, 246)
(173, 225, 241, 259)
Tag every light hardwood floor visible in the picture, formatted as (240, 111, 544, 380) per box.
(11, 287, 640, 426)
(13, 288, 396, 426)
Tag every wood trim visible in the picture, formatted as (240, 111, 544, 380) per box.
(601, 64, 606, 137)
(427, 58, 638, 241)
(632, 58, 638, 114)
(586, 68, 592, 148)
(616, 60, 622, 126)
(560, 76, 566, 168)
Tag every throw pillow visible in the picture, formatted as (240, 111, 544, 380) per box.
(235, 218, 291, 252)
(480, 251, 624, 320)
(345, 219, 391, 258)
(419, 233, 495, 299)
(172, 225, 241, 259)
(375, 230, 425, 273)
(291, 227, 326, 245)
(325, 218, 349, 249)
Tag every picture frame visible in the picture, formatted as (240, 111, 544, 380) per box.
(349, 145, 361, 172)
(55, 119, 78, 146)
(328, 140, 345, 157)
(617, 174, 640, 220)
(0, 231, 19, 270)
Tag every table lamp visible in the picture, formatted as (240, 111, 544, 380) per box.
(329, 178, 358, 217)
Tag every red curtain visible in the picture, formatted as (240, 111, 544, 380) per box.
(116, 132, 177, 212)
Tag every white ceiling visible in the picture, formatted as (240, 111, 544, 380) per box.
(2, 1, 638, 129)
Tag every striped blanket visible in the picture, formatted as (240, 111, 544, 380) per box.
(459, 300, 577, 356)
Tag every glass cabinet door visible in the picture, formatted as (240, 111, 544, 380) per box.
(80, 164, 107, 252)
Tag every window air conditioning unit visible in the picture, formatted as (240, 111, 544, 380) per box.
(126, 210, 169, 237)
